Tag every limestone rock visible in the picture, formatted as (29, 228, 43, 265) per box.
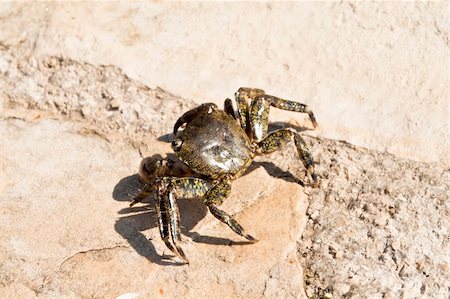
(1, 46, 448, 298)
(1, 49, 309, 297)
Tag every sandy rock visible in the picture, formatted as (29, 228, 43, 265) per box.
(1, 48, 311, 297)
(1, 43, 449, 298)
(299, 138, 449, 298)
(0, 116, 308, 298)
(0, 46, 196, 147)
(1, 3, 449, 165)
(391, 239, 400, 251)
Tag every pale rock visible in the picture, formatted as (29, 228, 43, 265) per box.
(1, 29, 448, 298)
(374, 213, 389, 227)
(391, 239, 400, 251)
(333, 283, 350, 295)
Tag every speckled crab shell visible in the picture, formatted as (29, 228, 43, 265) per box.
(173, 108, 253, 179)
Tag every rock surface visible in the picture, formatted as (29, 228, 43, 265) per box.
(1, 2, 448, 165)
(1, 46, 448, 298)
(0, 118, 307, 298)
(300, 139, 449, 298)
(0, 50, 309, 298)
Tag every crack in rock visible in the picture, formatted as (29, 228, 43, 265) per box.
(59, 245, 129, 270)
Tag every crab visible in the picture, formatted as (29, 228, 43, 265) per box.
(130, 87, 318, 264)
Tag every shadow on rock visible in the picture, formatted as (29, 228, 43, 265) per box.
(112, 174, 142, 202)
(268, 121, 312, 133)
(249, 162, 306, 186)
(157, 133, 173, 142)
(113, 174, 174, 265)
(113, 173, 255, 266)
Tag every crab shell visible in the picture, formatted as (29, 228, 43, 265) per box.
(173, 108, 253, 180)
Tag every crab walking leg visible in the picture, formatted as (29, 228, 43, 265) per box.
(203, 180, 257, 242)
(263, 94, 318, 128)
(155, 190, 183, 261)
(159, 188, 189, 263)
(155, 178, 211, 263)
(249, 97, 271, 142)
(257, 129, 318, 186)
(130, 183, 154, 207)
(246, 91, 317, 143)
(234, 87, 265, 133)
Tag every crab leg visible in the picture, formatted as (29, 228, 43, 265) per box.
(235, 88, 317, 138)
(256, 129, 318, 187)
(154, 177, 211, 263)
(157, 187, 189, 263)
(129, 183, 154, 207)
(203, 180, 257, 242)
(152, 177, 256, 263)
(249, 97, 271, 142)
(234, 87, 265, 133)
(249, 95, 317, 142)
(155, 190, 182, 260)
(262, 94, 318, 128)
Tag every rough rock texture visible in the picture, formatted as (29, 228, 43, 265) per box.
(0, 43, 194, 145)
(0, 50, 309, 298)
(0, 118, 307, 298)
(299, 139, 449, 298)
(1, 45, 449, 298)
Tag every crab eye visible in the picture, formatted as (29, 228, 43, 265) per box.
(171, 139, 183, 151)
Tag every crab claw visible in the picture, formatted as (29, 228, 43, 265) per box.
(138, 154, 163, 184)
(138, 154, 176, 184)
(130, 155, 173, 207)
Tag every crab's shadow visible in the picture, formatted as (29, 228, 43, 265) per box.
(114, 122, 309, 265)
(113, 173, 257, 266)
